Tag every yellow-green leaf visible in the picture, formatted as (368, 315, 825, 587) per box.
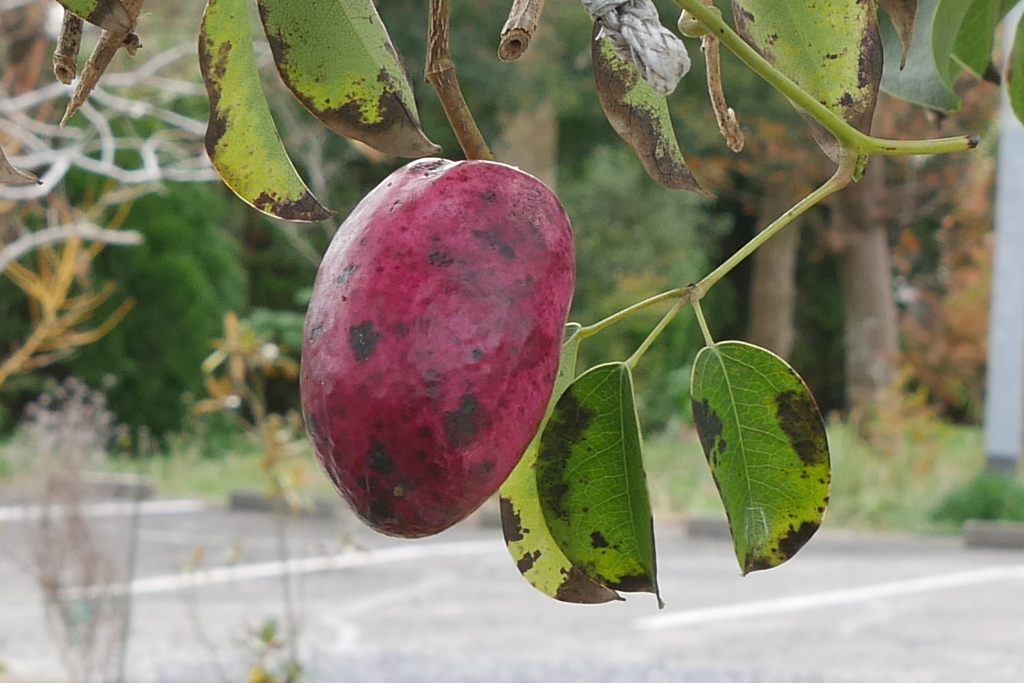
(730, 0, 882, 161)
(591, 28, 707, 194)
(537, 362, 661, 603)
(257, 0, 439, 158)
(691, 341, 830, 575)
(500, 324, 620, 604)
(199, 0, 332, 222)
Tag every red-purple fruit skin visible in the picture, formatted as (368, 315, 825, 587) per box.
(300, 158, 575, 538)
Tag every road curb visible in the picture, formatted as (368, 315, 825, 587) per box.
(228, 489, 338, 519)
(964, 519, 1024, 549)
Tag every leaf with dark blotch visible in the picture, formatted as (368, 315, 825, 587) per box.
(591, 27, 708, 195)
(690, 341, 830, 575)
(879, 0, 960, 111)
(257, 0, 439, 158)
(56, 0, 133, 33)
(199, 0, 333, 222)
(500, 324, 621, 604)
(730, 0, 882, 161)
(536, 362, 661, 604)
(879, 0, 918, 68)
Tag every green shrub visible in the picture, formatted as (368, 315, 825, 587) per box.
(932, 471, 1024, 525)
(65, 183, 247, 435)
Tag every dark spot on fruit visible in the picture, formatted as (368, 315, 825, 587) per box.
(355, 475, 369, 490)
(479, 190, 497, 203)
(423, 369, 442, 396)
(517, 549, 541, 574)
(471, 348, 484, 361)
(418, 426, 432, 438)
(368, 495, 393, 521)
(415, 450, 428, 462)
(419, 159, 448, 174)
(775, 389, 827, 466)
(692, 398, 726, 465)
(428, 250, 454, 267)
(839, 92, 855, 108)
(367, 439, 394, 475)
(591, 531, 609, 548)
(537, 388, 595, 519)
(308, 324, 324, 343)
(471, 228, 516, 260)
(777, 520, 820, 560)
(430, 234, 441, 242)
(443, 394, 483, 447)
(374, 421, 384, 431)
(825, 52, 839, 60)
(348, 321, 381, 362)
(335, 264, 358, 287)
(474, 460, 495, 476)
(500, 497, 526, 542)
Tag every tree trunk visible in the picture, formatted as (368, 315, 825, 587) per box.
(493, 99, 558, 191)
(747, 182, 802, 359)
(833, 162, 899, 411)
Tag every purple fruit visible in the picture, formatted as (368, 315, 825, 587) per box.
(301, 158, 575, 537)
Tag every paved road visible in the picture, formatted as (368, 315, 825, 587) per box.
(2, 499, 1023, 683)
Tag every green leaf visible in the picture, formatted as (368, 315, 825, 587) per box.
(500, 324, 621, 604)
(952, 0, 1013, 78)
(199, 0, 333, 222)
(1007, 12, 1024, 123)
(879, 0, 918, 68)
(591, 29, 707, 194)
(880, 0, 961, 111)
(56, 0, 132, 33)
(257, 0, 439, 158)
(729, 0, 882, 161)
(536, 362, 661, 603)
(690, 341, 830, 575)
(931, 0, 973, 88)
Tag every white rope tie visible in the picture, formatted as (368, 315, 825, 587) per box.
(583, 0, 691, 95)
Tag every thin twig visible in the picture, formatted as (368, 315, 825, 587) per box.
(698, 0, 743, 153)
(426, 0, 494, 160)
(62, 0, 148, 126)
(53, 11, 84, 85)
(498, 0, 547, 62)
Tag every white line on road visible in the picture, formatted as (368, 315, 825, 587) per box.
(75, 539, 504, 598)
(635, 564, 1024, 630)
(0, 498, 207, 523)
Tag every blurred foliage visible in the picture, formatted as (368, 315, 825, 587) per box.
(63, 181, 247, 435)
(560, 145, 731, 427)
(932, 472, 1024, 525)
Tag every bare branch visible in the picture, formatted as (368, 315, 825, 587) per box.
(1, 223, 143, 274)
(499, 0, 547, 61)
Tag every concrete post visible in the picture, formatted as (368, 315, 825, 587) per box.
(983, 7, 1024, 473)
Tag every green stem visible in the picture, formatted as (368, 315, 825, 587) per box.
(673, 0, 978, 157)
(625, 299, 685, 370)
(692, 298, 715, 347)
(694, 153, 857, 298)
(578, 286, 688, 339)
